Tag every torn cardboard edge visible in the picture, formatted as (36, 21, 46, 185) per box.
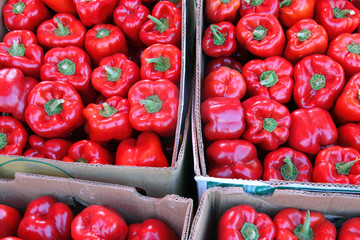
(0, 172, 193, 240)
(189, 186, 360, 240)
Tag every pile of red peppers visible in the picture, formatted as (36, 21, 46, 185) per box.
(201, 0, 360, 185)
(0, 0, 183, 168)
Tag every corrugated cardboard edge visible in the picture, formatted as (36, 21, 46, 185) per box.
(189, 186, 360, 240)
(0, 172, 193, 240)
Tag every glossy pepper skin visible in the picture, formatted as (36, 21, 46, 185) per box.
(17, 196, 74, 240)
(273, 209, 336, 240)
(0, 68, 37, 122)
(202, 21, 237, 58)
(141, 44, 181, 84)
(201, 97, 245, 142)
(116, 132, 169, 167)
(139, 1, 182, 47)
(63, 140, 114, 165)
(339, 218, 360, 240)
(85, 24, 129, 66)
(73, 0, 118, 27)
(284, 19, 328, 64)
(3, 0, 51, 32)
(242, 96, 291, 151)
(71, 205, 128, 240)
(128, 219, 178, 240)
(236, 13, 285, 58)
(338, 123, 360, 152)
(316, 0, 360, 41)
(83, 96, 133, 142)
(23, 135, 72, 160)
(114, 0, 150, 47)
(313, 146, 360, 184)
(205, 0, 240, 23)
(36, 13, 86, 50)
(241, 56, 294, 104)
(40, 0, 77, 15)
(0, 116, 27, 156)
(327, 33, 360, 78)
(91, 53, 140, 98)
(128, 79, 179, 137)
(240, 0, 279, 18)
(206, 139, 263, 179)
(25, 81, 85, 139)
(0, 204, 22, 238)
(40, 46, 96, 105)
(218, 205, 276, 240)
(202, 66, 246, 101)
(279, 0, 315, 28)
(294, 54, 345, 110)
(288, 107, 337, 155)
(205, 56, 242, 76)
(332, 73, 360, 124)
(0, 30, 43, 78)
(263, 147, 313, 182)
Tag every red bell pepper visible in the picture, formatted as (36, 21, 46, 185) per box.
(293, 54, 345, 110)
(242, 96, 291, 151)
(140, 44, 181, 84)
(332, 72, 360, 124)
(0, 68, 37, 122)
(241, 56, 294, 104)
(327, 33, 360, 78)
(71, 205, 128, 240)
(263, 147, 313, 182)
(205, 57, 242, 76)
(202, 66, 246, 101)
(25, 81, 85, 139)
(17, 196, 74, 240)
(202, 21, 237, 57)
(338, 123, 360, 152)
(161, 0, 182, 9)
(206, 139, 263, 179)
(40, 0, 77, 15)
(0, 30, 43, 78)
(116, 131, 169, 167)
(273, 209, 336, 240)
(114, 0, 150, 47)
(240, 0, 279, 18)
(313, 146, 360, 184)
(205, 0, 240, 23)
(284, 19, 328, 64)
(85, 24, 128, 66)
(83, 96, 133, 142)
(73, 0, 118, 27)
(128, 79, 178, 137)
(218, 205, 276, 240)
(288, 107, 337, 155)
(339, 218, 360, 240)
(0, 116, 27, 156)
(201, 97, 245, 142)
(63, 140, 114, 165)
(40, 46, 96, 105)
(139, 1, 182, 47)
(316, 0, 360, 41)
(3, 0, 51, 32)
(0, 204, 22, 238)
(279, 0, 315, 28)
(23, 135, 72, 160)
(36, 13, 86, 50)
(128, 219, 178, 240)
(236, 13, 285, 57)
(92, 53, 140, 98)
(0, 237, 23, 240)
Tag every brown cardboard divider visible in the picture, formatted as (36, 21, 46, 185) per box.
(0, 172, 193, 239)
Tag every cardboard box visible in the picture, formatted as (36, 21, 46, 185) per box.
(0, 172, 193, 239)
(192, 0, 360, 199)
(189, 186, 360, 240)
(0, 0, 195, 198)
